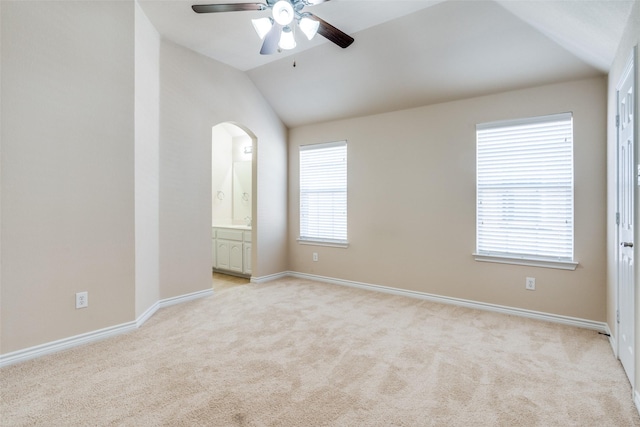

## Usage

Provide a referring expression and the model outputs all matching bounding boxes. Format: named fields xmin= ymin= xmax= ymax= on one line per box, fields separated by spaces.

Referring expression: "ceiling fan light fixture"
xmin=190 ymin=1 xmax=354 ymax=53
xmin=279 ymin=26 xmax=296 ymax=50
xmin=299 ymin=15 xmax=319 ymax=40
xmin=251 ymin=17 xmax=273 ymax=40
xmin=272 ymin=0 xmax=294 ymax=26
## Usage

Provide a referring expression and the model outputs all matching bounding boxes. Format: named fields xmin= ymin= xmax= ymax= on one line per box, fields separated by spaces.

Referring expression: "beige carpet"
xmin=1 ymin=277 xmax=639 ymax=426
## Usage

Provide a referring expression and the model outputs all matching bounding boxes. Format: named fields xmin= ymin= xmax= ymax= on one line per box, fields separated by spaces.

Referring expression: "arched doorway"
xmin=211 ymin=122 xmax=256 ymax=288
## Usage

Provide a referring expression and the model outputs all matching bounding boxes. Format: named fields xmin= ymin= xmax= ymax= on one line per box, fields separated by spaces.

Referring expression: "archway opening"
xmin=211 ymin=122 xmax=256 ymax=286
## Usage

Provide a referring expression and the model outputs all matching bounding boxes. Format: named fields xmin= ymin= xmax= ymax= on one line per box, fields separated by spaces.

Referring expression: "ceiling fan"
xmin=192 ymin=0 xmax=354 ymax=55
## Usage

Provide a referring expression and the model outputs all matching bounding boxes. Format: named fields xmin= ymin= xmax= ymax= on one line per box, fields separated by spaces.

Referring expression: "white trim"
xmin=300 ymin=140 xmax=346 ymax=150
xmin=135 ymin=289 xmax=213 ymax=329
xmin=158 ymin=288 xmax=213 ymax=309
xmin=607 ymin=322 xmax=618 ymax=358
xmin=287 ymin=271 xmax=608 ymax=333
xmin=0 ymin=288 xmax=213 ymax=368
xmin=297 ymin=238 xmax=349 ymax=248
xmin=0 ymin=321 xmax=137 ymax=368
xmin=136 ymin=301 xmax=160 ymax=328
xmin=250 ymin=271 xmax=289 ymax=284
xmin=476 ymin=112 xmax=573 ymax=131
xmin=473 ymin=253 xmax=578 ymax=271
xmin=635 ymin=390 xmax=640 ymax=416
xmin=616 ymin=46 xmax=637 ymax=392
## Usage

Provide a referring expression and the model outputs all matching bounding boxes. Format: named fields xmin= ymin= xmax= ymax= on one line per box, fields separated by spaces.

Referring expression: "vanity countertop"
xmin=212 ymin=225 xmax=251 ymax=231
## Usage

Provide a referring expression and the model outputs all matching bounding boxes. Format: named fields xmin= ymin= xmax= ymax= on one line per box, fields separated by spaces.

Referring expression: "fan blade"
xmin=260 ymin=24 xmax=282 ymax=55
xmin=308 ymin=14 xmax=354 ymax=49
xmin=306 ymin=0 xmax=331 ymax=4
xmin=192 ymin=3 xmax=267 ymax=13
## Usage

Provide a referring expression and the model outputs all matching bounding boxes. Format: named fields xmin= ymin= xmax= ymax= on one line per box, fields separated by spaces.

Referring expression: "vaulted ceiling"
xmin=139 ymin=0 xmax=636 ymax=127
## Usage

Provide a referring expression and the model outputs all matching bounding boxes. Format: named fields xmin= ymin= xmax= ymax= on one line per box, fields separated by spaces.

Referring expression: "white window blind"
xmin=476 ymin=113 xmax=574 ymax=263
xmin=299 ymin=141 xmax=347 ymax=244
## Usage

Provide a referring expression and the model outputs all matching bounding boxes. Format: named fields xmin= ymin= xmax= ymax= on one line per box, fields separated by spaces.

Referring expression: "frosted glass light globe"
xmin=272 ymin=1 xmax=294 ymax=26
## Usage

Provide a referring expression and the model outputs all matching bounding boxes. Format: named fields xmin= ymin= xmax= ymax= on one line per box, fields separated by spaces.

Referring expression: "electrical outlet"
xmin=76 ymin=291 xmax=88 ymax=309
xmin=312 ymin=252 xmax=318 ymax=262
xmin=525 ymin=277 xmax=536 ymax=291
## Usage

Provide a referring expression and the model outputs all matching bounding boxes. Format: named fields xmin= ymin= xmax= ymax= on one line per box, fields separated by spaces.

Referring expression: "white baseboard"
xmin=0 ymin=321 xmax=137 ymax=368
xmin=0 ymin=288 xmax=213 ymax=368
xmin=635 ymin=390 xmax=640 ymax=416
xmin=606 ymin=323 xmax=618 ymax=357
xmin=158 ymin=288 xmax=213 ymax=309
xmin=250 ymin=271 xmax=289 ymax=284
xmin=136 ymin=288 xmax=214 ymax=328
xmin=287 ymin=271 xmax=609 ymax=333
xmin=136 ymin=301 xmax=160 ymax=328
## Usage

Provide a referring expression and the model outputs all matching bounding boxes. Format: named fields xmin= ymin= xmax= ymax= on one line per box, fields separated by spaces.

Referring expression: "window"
xmin=475 ymin=113 xmax=577 ymax=270
xmin=299 ymin=141 xmax=348 ymax=246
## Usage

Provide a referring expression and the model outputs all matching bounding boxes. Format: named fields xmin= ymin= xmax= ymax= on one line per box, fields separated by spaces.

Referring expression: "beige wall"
xmin=0 ymin=1 xmax=288 ymax=356
xmin=606 ymin=0 xmax=640 ymax=391
xmin=1 ymin=1 xmax=136 ymax=353
xmin=289 ymin=77 xmax=607 ymax=321
xmin=159 ymin=40 xmax=288 ymax=299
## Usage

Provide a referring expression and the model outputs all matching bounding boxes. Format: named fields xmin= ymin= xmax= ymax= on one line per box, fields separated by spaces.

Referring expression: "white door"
xmin=618 ymin=49 xmax=635 ymax=386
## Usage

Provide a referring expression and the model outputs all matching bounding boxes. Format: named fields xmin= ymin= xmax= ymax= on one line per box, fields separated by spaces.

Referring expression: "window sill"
xmin=298 ymin=238 xmax=349 ymax=248
xmin=473 ymin=253 xmax=578 ymax=271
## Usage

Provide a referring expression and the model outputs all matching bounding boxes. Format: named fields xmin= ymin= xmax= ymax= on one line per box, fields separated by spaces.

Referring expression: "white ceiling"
xmin=139 ymin=0 xmax=636 ymax=127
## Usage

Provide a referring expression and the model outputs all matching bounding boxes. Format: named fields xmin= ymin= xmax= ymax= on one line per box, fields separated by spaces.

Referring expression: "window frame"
xmin=298 ymin=140 xmax=349 ymax=248
xmin=473 ymin=113 xmax=578 ymax=271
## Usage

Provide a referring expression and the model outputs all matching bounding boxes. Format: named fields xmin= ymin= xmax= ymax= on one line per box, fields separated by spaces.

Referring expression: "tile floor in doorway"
xmin=212 ymin=272 xmax=250 ymax=292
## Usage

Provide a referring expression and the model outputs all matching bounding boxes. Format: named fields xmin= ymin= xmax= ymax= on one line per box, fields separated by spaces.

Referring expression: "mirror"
xmin=212 ymin=123 xmax=253 ymax=228
xmin=233 ymin=160 xmax=252 ymax=226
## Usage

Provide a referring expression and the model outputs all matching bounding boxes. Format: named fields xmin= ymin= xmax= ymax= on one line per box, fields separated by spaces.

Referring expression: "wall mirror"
xmin=233 ymin=160 xmax=252 ymax=225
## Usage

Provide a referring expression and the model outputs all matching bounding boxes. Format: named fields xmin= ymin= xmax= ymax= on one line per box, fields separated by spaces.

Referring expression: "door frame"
xmin=211 ymin=121 xmax=257 ymax=279
xmin=617 ymin=46 xmax=637 ymax=389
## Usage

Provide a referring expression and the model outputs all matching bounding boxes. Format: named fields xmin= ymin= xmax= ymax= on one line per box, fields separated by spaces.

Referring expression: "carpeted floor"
xmin=1 ymin=277 xmax=639 ymax=426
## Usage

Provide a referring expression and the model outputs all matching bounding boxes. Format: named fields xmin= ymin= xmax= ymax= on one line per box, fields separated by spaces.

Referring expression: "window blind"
xmin=299 ymin=141 xmax=347 ymax=243
xmin=476 ymin=113 xmax=574 ymax=261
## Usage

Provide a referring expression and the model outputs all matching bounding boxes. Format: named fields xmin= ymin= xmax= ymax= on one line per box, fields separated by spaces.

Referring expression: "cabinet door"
xmin=216 ymin=240 xmax=230 ymax=270
xmin=229 ymin=242 xmax=243 ymax=273
xmin=243 ymin=243 xmax=252 ymax=275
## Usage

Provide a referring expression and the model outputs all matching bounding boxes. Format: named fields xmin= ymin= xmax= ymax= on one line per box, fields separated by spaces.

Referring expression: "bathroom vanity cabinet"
xmin=212 ymin=227 xmax=252 ymax=276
